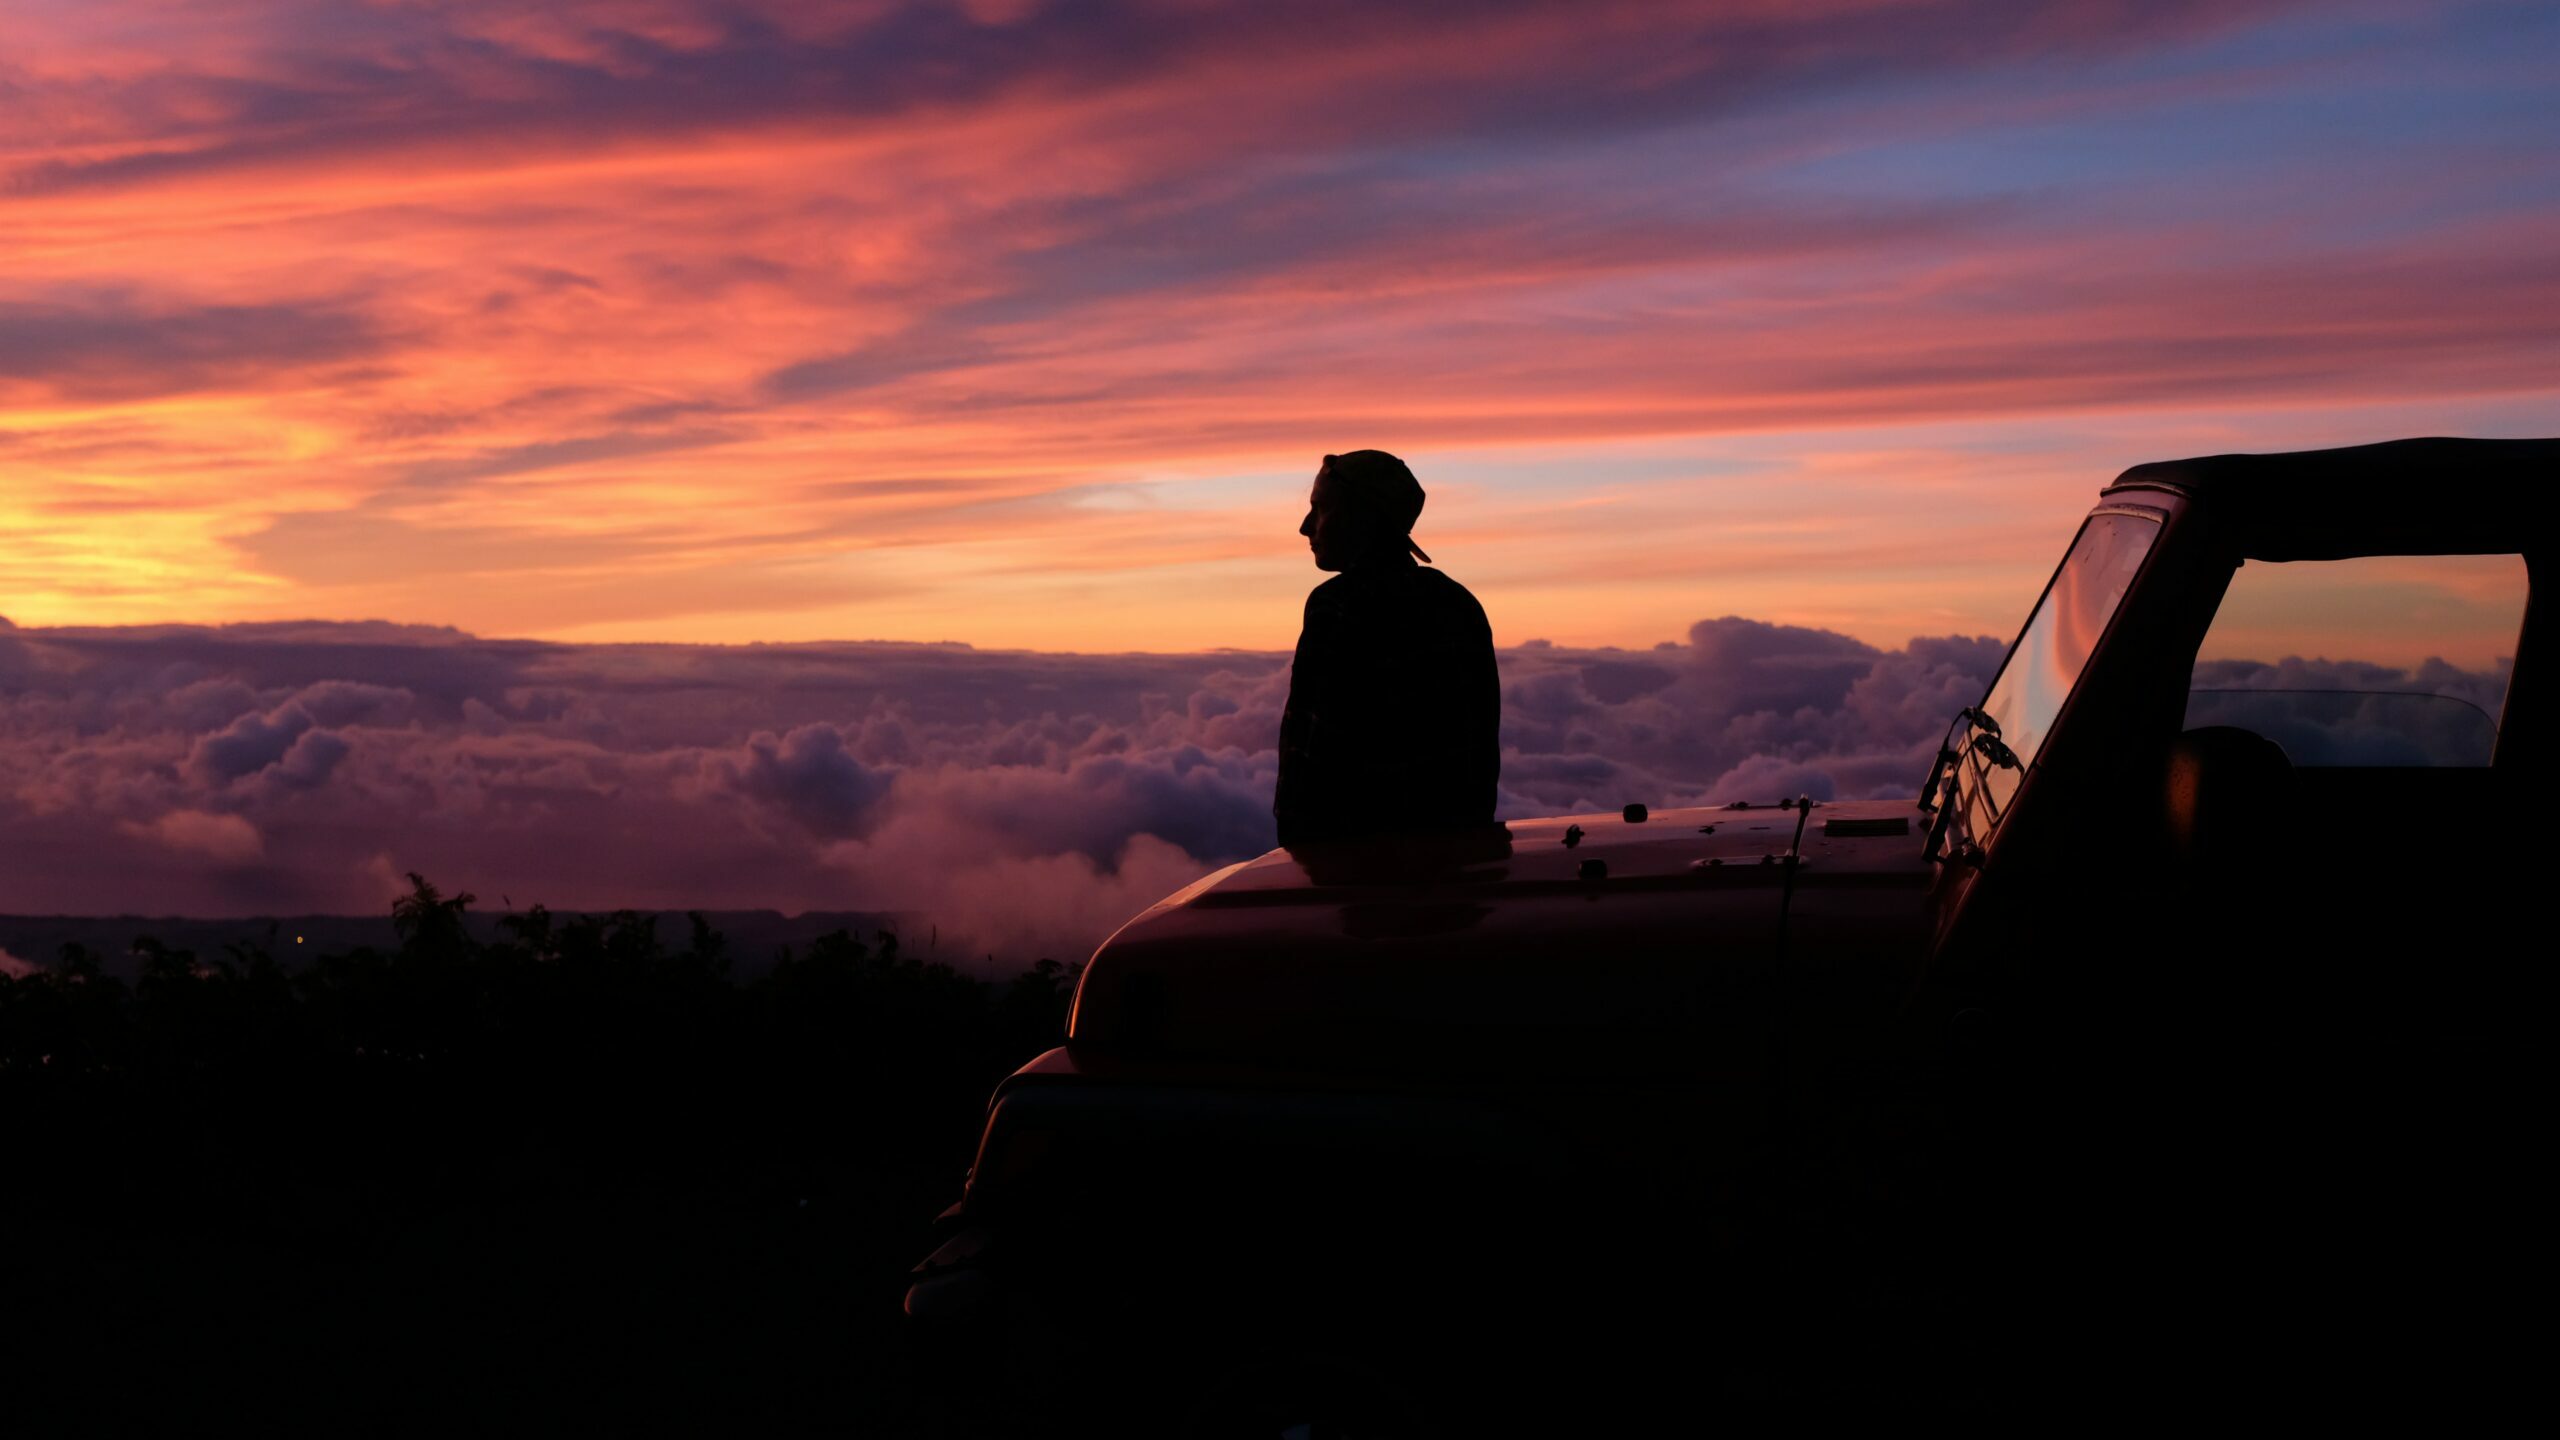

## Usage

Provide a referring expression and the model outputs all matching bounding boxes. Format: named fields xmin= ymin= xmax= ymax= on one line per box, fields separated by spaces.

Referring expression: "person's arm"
xmin=1380 ymin=580 xmax=1498 ymax=830
xmin=1274 ymin=583 xmax=1348 ymax=845
xmin=1468 ymin=600 xmax=1500 ymax=824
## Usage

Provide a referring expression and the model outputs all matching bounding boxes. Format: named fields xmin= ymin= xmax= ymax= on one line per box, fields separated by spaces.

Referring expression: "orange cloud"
xmin=2 ymin=0 xmax=2553 ymax=652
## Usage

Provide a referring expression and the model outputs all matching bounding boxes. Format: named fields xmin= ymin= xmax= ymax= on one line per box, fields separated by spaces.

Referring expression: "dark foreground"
xmin=3 ymin=879 xmax=1067 ymax=1433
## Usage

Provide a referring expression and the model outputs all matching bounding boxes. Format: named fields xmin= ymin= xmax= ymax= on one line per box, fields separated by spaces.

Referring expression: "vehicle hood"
xmin=1067 ymin=800 xmax=1936 ymax=1078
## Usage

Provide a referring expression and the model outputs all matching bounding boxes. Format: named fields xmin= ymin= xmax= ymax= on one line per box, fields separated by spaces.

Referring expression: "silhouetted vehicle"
xmin=908 ymin=438 xmax=2554 ymax=1435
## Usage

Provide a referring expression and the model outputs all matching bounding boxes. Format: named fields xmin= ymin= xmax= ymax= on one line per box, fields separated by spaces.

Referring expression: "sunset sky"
xmin=6 ymin=0 xmax=2553 ymax=654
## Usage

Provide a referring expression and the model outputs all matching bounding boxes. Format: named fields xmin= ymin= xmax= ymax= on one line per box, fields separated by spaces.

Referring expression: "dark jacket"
xmin=1274 ymin=553 xmax=1499 ymax=846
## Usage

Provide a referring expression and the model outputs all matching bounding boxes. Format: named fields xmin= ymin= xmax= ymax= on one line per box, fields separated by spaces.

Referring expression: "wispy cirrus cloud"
xmin=2 ymin=0 xmax=2554 ymax=651
xmin=0 ymin=292 xmax=384 ymax=401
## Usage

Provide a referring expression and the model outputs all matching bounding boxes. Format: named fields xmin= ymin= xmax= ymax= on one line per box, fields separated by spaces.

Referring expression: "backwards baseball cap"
xmin=1321 ymin=449 xmax=1431 ymax=562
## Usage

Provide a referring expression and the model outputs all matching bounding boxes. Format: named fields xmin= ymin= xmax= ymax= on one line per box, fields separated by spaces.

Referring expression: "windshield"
xmin=1963 ymin=511 xmax=2160 ymax=825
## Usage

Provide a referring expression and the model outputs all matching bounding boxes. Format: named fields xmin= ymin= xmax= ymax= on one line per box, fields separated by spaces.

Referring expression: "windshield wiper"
xmin=1918 ymin=706 xmax=1997 ymax=815
xmin=1920 ymin=705 xmax=2018 ymax=864
xmin=1972 ymin=730 xmax=2021 ymax=773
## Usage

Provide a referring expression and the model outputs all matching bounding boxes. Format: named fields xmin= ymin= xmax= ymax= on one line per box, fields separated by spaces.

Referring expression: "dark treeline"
xmin=2 ymin=875 xmax=1077 ymax=1433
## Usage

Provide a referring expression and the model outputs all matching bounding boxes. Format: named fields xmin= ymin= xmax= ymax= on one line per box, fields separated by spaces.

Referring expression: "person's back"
xmin=1274 ymin=451 xmax=1499 ymax=846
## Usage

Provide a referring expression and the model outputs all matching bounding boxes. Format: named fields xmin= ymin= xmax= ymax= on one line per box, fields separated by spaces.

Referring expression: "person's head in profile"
xmin=1299 ymin=449 xmax=1432 ymax=573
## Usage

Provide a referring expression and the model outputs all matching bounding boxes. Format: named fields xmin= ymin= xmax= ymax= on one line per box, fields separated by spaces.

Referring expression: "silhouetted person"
xmin=1275 ymin=450 xmax=1499 ymax=846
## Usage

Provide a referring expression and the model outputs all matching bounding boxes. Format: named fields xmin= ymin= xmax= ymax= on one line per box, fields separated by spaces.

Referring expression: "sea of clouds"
xmin=0 ymin=614 xmax=2502 ymax=968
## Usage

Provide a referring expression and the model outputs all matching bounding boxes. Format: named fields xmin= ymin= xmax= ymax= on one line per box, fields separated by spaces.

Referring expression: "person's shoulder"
xmin=1303 ymin=571 xmax=1356 ymax=619
xmin=1415 ymin=565 xmax=1489 ymax=618
xmin=1414 ymin=564 xmax=1478 ymax=596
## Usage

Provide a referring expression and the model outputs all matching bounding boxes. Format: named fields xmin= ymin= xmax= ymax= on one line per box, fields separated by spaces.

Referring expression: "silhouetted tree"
xmin=391 ymin=871 xmax=476 ymax=959
xmin=684 ymin=910 xmax=728 ymax=974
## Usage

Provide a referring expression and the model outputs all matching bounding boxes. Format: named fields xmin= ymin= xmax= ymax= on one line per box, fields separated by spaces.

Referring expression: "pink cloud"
xmin=2 ymin=614 xmax=2513 ymax=961
xmin=6 ymin=0 xmax=2547 ymax=652
xmin=123 ymin=809 xmax=266 ymax=865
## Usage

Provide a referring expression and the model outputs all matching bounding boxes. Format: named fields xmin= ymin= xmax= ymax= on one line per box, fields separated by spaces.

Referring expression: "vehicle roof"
xmin=2102 ymin=436 xmax=2556 ymax=561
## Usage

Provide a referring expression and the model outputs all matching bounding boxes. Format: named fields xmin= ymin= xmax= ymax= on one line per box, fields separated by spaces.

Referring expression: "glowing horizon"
xmin=5 ymin=0 xmax=2556 ymax=653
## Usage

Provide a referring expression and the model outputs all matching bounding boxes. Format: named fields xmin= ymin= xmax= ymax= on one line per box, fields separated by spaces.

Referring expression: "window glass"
xmin=2188 ymin=553 xmax=2523 ymax=767
xmin=1971 ymin=512 xmax=2159 ymax=819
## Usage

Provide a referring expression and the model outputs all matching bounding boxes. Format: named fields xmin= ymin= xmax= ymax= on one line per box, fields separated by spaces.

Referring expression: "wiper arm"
xmin=1920 ymin=704 xmax=2017 ymax=865
xmin=1919 ymin=705 xmax=2008 ymax=814
xmin=1918 ymin=745 xmax=1956 ymax=814
xmin=1973 ymin=731 xmax=2021 ymax=772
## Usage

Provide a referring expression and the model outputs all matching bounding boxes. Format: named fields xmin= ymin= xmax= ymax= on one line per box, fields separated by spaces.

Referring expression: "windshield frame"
xmin=1943 ymin=503 xmax=2166 ymax=855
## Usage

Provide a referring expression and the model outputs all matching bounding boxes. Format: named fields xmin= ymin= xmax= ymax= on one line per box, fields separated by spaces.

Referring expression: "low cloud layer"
xmin=0 ymin=617 xmax=2501 ymax=965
